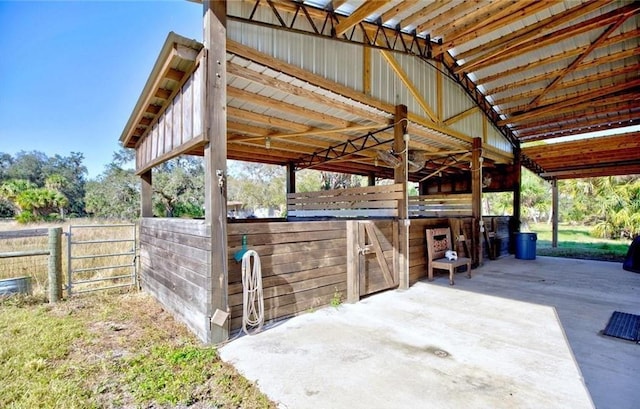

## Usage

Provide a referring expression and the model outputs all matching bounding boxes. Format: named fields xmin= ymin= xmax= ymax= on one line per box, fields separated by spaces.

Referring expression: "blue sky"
xmin=0 ymin=1 xmax=202 ymax=178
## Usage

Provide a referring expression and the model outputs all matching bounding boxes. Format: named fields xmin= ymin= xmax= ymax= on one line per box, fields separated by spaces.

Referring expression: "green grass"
xmin=0 ymin=291 xmax=275 ymax=409
xmin=527 ymin=223 xmax=630 ymax=262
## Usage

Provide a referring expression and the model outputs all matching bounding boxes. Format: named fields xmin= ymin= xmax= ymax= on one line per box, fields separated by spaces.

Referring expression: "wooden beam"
xmin=459 ymin=3 xmax=639 ymax=74
xmin=526 ymin=14 xmax=633 ymax=109
xmin=444 ymin=106 xmax=479 ymax=126
xmin=140 ymin=170 xmax=152 ymax=217
xmin=227 ymin=86 xmax=352 ymax=128
xmin=363 ymin=46 xmax=371 ymax=96
xmin=379 ymin=49 xmax=438 ymax=123
xmin=498 ymin=78 xmax=640 ymax=126
xmin=399 ymin=0 xmax=451 ymax=30
xmin=454 ymin=0 xmax=607 ymax=63
xmin=203 ymin=0 xmax=228 ymax=344
xmin=334 ymin=1 xmax=389 ymax=37
xmin=551 ymin=179 xmax=558 ymax=248
xmin=227 ymin=62 xmax=387 ymax=124
xmin=509 ymin=95 xmax=640 ymax=131
xmin=436 ymin=61 xmax=443 ymax=121
xmin=516 ymin=111 xmax=640 ymax=141
xmin=436 ymin=0 xmax=555 ymax=55
xmin=227 ymin=40 xmax=395 ymax=116
xmin=379 ymin=0 xmax=419 ymax=25
xmin=394 ymin=105 xmax=409 ymax=290
xmin=492 ymin=64 xmax=640 ymax=106
xmin=286 ymin=162 xmax=296 ymax=194
xmin=415 ymin=0 xmax=480 ymax=36
xmin=512 ymin=146 xmax=521 ymax=232
xmin=477 ymin=29 xmax=640 ymax=86
xmin=483 ymin=40 xmax=640 ymax=92
xmin=471 ymin=138 xmax=482 ymax=266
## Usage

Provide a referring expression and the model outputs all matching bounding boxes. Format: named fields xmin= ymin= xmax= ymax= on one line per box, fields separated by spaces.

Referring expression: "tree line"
xmin=1 ymin=149 xmax=638 ymax=239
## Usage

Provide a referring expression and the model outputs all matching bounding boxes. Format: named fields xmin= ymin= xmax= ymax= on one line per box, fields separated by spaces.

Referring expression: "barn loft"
xmin=120 ymin=0 xmax=640 ymax=344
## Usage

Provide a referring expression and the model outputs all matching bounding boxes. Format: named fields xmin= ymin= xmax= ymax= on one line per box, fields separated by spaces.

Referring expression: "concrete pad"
xmin=220 ymin=281 xmax=594 ymax=409
xmin=444 ymin=256 xmax=640 ymax=409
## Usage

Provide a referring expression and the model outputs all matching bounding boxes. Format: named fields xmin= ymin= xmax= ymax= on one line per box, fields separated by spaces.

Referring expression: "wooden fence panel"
xmin=409 ymin=194 xmax=472 ymax=218
xmin=287 ymin=184 xmax=403 ymax=219
xmin=140 ymin=218 xmax=211 ymax=342
xmin=228 ymin=220 xmax=348 ymax=331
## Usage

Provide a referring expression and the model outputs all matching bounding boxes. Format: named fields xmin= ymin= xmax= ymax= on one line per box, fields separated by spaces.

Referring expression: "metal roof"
xmin=225 ymin=0 xmax=640 ymax=179
xmin=123 ymin=1 xmax=640 ymax=180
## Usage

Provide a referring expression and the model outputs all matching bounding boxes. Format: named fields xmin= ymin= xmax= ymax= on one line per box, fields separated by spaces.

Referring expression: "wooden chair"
xmin=426 ymin=227 xmax=472 ymax=285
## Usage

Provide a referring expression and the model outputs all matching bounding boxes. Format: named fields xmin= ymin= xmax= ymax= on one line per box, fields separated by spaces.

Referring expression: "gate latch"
xmin=358 ymin=245 xmax=373 ymax=255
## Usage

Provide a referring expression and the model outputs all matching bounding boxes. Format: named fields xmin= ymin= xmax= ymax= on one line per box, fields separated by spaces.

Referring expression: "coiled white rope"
xmin=241 ymin=250 xmax=264 ymax=335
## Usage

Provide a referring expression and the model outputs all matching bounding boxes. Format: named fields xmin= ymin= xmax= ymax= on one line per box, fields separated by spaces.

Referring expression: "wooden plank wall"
xmin=136 ymin=59 xmax=204 ymax=173
xmin=408 ymin=217 xmax=474 ymax=284
xmin=227 ymin=220 xmax=348 ymax=331
xmin=287 ymin=184 xmax=403 ymax=219
xmin=408 ymin=194 xmax=472 ymax=218
xmin=139 ymin=218 xmax=211 ymax=342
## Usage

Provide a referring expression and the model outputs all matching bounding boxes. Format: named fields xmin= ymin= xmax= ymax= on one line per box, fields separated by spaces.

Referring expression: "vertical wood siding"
xmin=136 ymin=61 xmax=204 ymax=172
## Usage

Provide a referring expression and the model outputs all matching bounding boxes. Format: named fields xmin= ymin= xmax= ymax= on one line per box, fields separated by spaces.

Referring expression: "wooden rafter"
xmin=500 ymin=79 xmax=640 ymax=125
xmin=398 ymin=0 xmax=451 ymax=31
xmin=227 ymin=62 xmax=387 ymax=123
xmin=479 ymin=29 xmax=640 ymax=86
xmin=444 ymin=106 xmax=479 ymax=126
xmin=499 ymin=80 xmax=640 ymax=120
xmin=457 ymin=3 xmax=638 ymax=74
xmin=435 ymin=0 xmax=556 ymax=55
xmin=379 ymin=0 xmax=419 ymax=25
xmin=511 ymin=98 xmax=640 ymax=132
xmin=454 ymin=0 xmax=606 ymax=63
xmin=486 ymin=47 xmax=640 ymax=96
xmin=334 ymin=1 xmax=390 ymax=37
xmin=416 ymin=0 xmax=481 ymax=36
xmin=526 ymin=14 xmax=633 ymax=109
xmin=379 ymin=49 xmax=438 ymax=123
xmin=492 ymin=65 xmax=640 ymax=106
xmin=227 ymin=86 xmax=352 ymax=128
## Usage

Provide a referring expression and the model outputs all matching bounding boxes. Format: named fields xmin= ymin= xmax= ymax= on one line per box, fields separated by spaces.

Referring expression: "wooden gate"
xmin=346 ymin=220 xmax=398 ymax=302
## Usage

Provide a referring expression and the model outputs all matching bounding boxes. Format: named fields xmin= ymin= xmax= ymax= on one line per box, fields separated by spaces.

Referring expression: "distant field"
xmin=0 ymin=218 xmax=137 ymax=296
xmin=527 ymin=222 xmax=630 ymax=262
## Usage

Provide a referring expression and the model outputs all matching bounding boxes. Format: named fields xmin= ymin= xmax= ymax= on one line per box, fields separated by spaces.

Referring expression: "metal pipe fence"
xmin=66 ymin=223 xmax=137 ymax=295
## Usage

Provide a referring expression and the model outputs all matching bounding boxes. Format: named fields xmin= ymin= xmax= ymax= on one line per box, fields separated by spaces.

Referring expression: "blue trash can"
xmin=515 ymin=232 xmax=537 ymax=260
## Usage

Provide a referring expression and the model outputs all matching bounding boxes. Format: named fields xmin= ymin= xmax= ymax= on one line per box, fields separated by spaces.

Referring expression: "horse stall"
xmin=121 ymin=3 xmax=518 ymax=344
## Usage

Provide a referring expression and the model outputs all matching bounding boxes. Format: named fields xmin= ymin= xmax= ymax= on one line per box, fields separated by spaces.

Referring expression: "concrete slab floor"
xmin=216 ymin=256 xmax=636 ymax=409
xmin=433 ymin=256 xmax=640 ymax=409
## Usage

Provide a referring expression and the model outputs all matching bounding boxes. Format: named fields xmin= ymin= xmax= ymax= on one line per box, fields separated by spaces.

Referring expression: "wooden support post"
xmin=204 ymin=0 xmax=229 ymax=344
xmin=48 ymin=227 xmax=62 ymax=303
xmin=512 ymin=147 xmax=522 ymax=233
xmin=363 ymin=46 xmax=371 ymax=96
xmin=552 ymin=178 xmax=559 ymax=248
xmin=367 ymin=172 xmax=376 ymax=187
xmin=471 ymin=137 xmax=482 ymax=266
xmin=346 ymin=221 xmax=360 ymax=303
xmin=436 ymin=61 xmax=443 ymax=122
xmin=140 ymin=170 xmax=153 ymax=217
xmin=286 ymin=162 xmax=296 ymax=194
xmin=394 ymin=104 xmax=409 ymax=290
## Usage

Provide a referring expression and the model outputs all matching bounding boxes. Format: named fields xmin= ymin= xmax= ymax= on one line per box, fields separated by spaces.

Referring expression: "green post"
xmin=48 ymin=227 xmax=62 ymax=303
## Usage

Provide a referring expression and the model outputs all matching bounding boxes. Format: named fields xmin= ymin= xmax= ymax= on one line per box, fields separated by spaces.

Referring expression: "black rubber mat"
xmin=603 ymin=311 xmax=640 ymax=343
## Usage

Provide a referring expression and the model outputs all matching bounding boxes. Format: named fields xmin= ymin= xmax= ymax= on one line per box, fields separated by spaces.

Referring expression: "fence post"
xmin=48 ymin=227 xmax=62 ymax=303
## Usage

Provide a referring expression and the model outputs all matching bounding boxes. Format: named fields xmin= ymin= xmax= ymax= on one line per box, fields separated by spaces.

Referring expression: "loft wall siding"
xmin=139 ymin=218 xmax=211 ymax=342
